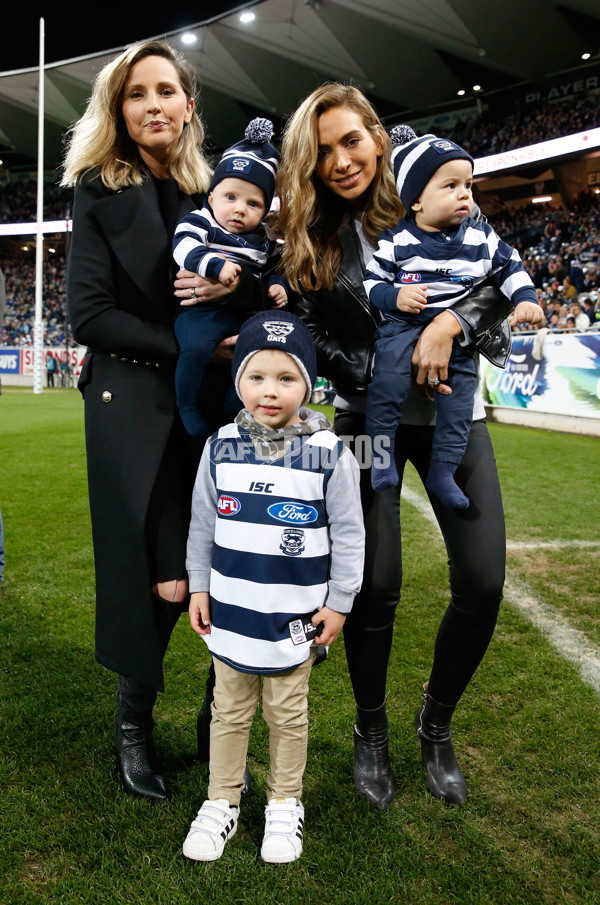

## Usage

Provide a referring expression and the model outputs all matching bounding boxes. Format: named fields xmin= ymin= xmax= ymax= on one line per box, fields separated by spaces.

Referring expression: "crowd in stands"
xmin=493 ymin=190 xmax=600 ymax=333
xmin=0 ymin=256 xmax=68 ymax=347
xmin=0 ymin=179 xmax=72 ymax=223
xmin=431 ymin=91 xmax=600 ymax=159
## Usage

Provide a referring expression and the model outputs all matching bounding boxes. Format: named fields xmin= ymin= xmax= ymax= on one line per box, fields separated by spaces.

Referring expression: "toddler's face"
xmin=238 ymin=349 xmax=307 ymax=429
xmin=411 ymin=159 xmax=473 ymax=233
xmin=208 ymin=178 xmax=266 ymax=234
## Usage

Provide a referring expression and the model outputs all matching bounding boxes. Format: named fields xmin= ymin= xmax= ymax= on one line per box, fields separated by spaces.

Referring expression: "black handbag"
xmin=452 ymin=279 xmax=513 ymax=369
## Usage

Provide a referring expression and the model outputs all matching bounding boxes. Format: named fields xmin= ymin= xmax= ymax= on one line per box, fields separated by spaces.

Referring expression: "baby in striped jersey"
xmin=173 ymin=119 xmax=289 ymax=437
xmin=182 ymin=310 xmax=364 ymax=865
xmin=364 ymin=127 xmax=544 ymax=507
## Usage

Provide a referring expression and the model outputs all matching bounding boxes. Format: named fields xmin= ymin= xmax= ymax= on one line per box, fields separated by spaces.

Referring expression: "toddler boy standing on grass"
xmin=182 ymin=309 xmax=364 ymax=864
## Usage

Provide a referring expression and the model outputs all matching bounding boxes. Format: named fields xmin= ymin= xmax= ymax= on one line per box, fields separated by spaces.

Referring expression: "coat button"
xmin=102 ymin=391 xmax=113 ymax=403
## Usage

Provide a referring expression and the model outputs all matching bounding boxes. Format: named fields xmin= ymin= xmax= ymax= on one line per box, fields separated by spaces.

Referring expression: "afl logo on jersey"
xmin=399 ymin=271 xmax=421 ymax=283
xmin=267 ymin=502 xmax=318 ymax=524
xmin=218 ymin=494 xmax=241 ymax=516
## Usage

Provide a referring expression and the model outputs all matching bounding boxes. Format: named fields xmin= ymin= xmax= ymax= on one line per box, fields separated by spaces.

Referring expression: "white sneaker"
xmin=182 ymin=798 xmax=239 ymax=862
xmin=261 ymin=797 xmax=304 ymax=864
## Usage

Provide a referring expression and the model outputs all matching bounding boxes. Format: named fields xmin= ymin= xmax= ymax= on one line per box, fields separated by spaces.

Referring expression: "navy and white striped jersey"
xmin=173 ymin=203 xmax=281 ymax=284
xmin=364 ymin=216 xmax=537 ymax=318
xmin=186 ymin=419 xmax=364 ymax=674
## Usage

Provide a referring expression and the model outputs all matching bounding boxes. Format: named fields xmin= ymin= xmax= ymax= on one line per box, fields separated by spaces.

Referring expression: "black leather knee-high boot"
xmin=414 ymin=685 xmax=466 ymax=805
xmin=354 ymin=702 xmax=395 ymax=810
xmin=112 ymin=594 xmax=185 ymax=800
xmin=114 ymin=675 xmax=168 ymax=801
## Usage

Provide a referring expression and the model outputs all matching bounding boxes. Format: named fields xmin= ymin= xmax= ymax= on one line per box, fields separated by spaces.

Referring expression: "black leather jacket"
xmin=294 ymin=222 xmax=512 ymax=398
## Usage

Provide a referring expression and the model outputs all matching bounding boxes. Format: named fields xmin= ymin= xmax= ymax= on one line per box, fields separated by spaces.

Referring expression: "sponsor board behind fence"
xmin=481 ymin=332 xmax=600 ymax=419
xmin=0 ymin=347 xmax=87 ymax=379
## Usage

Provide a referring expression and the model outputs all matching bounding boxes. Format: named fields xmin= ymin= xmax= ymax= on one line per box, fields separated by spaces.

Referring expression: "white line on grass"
xmin=507 ymin=540 xmax=600 ymax=551
xmin=401 ymin=486 xmax=600 ymax=694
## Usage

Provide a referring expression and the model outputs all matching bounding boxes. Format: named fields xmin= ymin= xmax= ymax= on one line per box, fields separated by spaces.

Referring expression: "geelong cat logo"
xmin=267 ymin=502 xmax=318 ymax=524
xmin=263 ymin=321 xmax=294 ymax=343
xmin=218 ymin=494 xmax=241 ymax=516
xmin=280 ymin=528 xmax=306 ymax=556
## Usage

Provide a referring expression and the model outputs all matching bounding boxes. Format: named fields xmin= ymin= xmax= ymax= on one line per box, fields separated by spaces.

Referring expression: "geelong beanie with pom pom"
xmin=208 ymin=118 xmax=280 ymax=211
xmin=390 ymin=124 xmax=473 ymax=210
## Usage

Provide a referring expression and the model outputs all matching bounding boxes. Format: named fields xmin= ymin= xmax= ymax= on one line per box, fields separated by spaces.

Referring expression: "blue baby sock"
xmin=426 ymin=461 xmax=469 ymax=510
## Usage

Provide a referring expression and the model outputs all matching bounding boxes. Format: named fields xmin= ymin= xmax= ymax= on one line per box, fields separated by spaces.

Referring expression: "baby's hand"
xmin=268 ymin=284 xmax=288 ymax=309
xmin=311 ymin=607 xmax=346 ymax=646
xmin=219 ymin=260 xmax=242 ymax=286
xmin=397 ymin=284 xmax=427 ymax=313
xmin=189 ymin=592 xmax=211 ymax=635
xmin=510 ymin=301 xmax=546 ymax=328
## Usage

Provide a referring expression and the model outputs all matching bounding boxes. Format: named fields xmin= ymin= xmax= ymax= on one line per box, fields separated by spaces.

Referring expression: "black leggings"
xmin=334 ymin=413 xmax=505 ymax=710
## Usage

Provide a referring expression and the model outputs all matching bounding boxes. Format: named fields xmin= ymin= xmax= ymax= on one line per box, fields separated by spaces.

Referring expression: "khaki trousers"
xmin=208 ymin=648 xmax=316 ymax=806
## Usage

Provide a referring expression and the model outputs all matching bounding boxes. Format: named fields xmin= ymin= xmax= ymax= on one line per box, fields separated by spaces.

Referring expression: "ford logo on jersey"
xmin=399 ymin=271 xmax=421 ymax=283
xmin=218 ymin=494 xmax=241 ymax=516
xmin=267 ymin=502 xmax=318 ymax=524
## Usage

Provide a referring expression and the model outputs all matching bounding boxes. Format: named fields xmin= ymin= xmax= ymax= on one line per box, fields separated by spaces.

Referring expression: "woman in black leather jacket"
xmin=277 ymin=84 xmax=526 ymax=809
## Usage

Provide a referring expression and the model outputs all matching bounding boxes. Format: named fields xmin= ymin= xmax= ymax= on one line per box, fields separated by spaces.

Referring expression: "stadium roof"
xmin=1 ymin=0 xmax=600 ymax=175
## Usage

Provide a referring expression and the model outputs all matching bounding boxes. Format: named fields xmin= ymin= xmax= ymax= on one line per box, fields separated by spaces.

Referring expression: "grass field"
xmin=1 ymin=387 xmax=599 ymax=904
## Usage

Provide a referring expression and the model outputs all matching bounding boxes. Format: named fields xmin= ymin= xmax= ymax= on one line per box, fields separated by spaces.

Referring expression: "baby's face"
xmin=411 ymin=159 xmax=474 ymax=233
xmin=208 ymin=178 xmax=266 ymax=234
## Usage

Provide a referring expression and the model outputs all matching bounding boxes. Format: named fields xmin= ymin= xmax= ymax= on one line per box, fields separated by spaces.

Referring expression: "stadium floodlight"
xmin=240 ymin=11 xmax=256 ymax=23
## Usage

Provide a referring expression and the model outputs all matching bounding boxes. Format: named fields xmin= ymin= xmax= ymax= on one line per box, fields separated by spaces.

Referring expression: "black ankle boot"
xmin=353 ymin=702 xmax=395 ymax=810
xmin=414 ymin=686 xmax=466 ymax=805
xmin=114 ymin=676 xmax=168 ymax=801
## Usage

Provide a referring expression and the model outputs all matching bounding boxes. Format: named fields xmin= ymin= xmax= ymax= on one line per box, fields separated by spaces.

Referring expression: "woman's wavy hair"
xmin=61 ymin=40 xmax=212 ymax=194
xmin=276 ymin=83 xmax=403 ymax=292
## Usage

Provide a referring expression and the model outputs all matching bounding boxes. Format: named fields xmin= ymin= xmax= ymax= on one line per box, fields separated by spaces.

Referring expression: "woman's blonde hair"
xmin=61 ymin=40 xmax=212 ymax=194
xmin=277 ymin=83 xmax=403 ymax=292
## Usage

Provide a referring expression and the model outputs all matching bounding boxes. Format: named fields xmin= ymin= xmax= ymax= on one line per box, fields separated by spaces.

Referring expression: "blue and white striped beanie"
xmin=233 ymin=310 xmax=317 ymax=406
xmin=390 ymin=125 xmax=474 ymax=211
xmin=209 ymin=118 xmax=279 ymax=211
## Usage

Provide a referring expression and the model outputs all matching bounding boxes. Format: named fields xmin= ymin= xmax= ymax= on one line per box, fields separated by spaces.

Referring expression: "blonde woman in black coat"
xmin=62 ymin=40 xmax=267 ymax=800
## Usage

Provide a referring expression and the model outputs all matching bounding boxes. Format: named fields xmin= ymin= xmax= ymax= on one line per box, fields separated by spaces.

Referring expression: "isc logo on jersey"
xmin=399 ymin=271 xmax=421 ymax=283
xmin=218 ymin=494 xmax=241 ymax=516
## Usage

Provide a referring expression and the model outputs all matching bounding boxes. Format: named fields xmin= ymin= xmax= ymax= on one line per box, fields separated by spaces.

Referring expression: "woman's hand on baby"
xmin=396 ymin=284 xmax=427 ymax=314
xmin=412 ymin=310 xmax=462 ymax=395
xmin=189 ymin=592 xmax=211 ymax=635
xmin=311 ymin=607 xmax=346 ymax=646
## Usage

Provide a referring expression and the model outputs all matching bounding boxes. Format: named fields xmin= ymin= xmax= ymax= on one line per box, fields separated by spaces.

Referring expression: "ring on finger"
xmin=190 ymin=287 xmax=196 ymax=299
xmin=428 ymin=377 xmax=440 ymax=386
